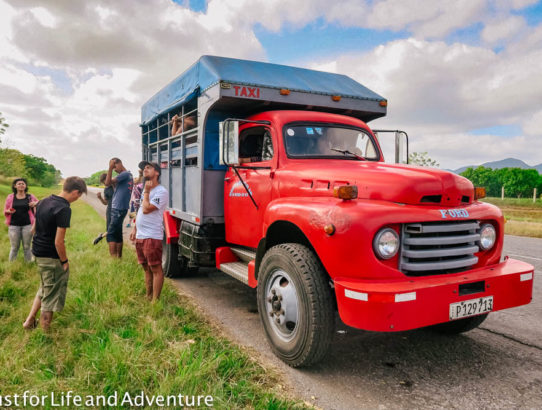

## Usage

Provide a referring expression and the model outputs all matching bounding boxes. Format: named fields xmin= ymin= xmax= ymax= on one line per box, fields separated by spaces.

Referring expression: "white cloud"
xmin=522 ymin=109 xmax=542 ymax=137
xmin=0 ymin=0 xmax=541 ymax=177
xmin=0 ymin=0 xmax=266 ymax=176
xmin=307 ymin=27 xmax=542 ymax=168
xmin=481 ymin=15 xmax=526 ymax=43
xmin=29 ymin=6 xmax=57 ymax=28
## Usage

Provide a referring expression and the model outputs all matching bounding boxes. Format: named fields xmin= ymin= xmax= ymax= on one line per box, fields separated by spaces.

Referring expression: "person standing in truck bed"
xmin=171 ymin=114 xmax=196 ymax=136
xmin=104 ymin=158 xmax=133 ymax=258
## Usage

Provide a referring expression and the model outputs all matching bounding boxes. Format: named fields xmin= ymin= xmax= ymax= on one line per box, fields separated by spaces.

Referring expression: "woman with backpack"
xmin=4 ymin=178 xmax=39 ymax=262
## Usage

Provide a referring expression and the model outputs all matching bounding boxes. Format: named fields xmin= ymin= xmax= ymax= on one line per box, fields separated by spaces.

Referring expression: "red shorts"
xmin=135 ymin=238 xmax=162 ymax=266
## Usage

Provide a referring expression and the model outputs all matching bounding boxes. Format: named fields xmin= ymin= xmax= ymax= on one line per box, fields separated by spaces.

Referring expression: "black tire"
xmin=429 ymin=313 xmax=488 ymax=335
xmin=257 ymin=243 xmax=334 ymax=367
xmin=162 ymin=237 xmax=198 ymax=278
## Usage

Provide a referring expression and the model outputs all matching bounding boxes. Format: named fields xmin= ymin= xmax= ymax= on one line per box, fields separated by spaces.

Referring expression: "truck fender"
xmin=163 ymin=211 xmax=180 ymax=244
xmin=257 ymin=198 xmax=336 ymax=279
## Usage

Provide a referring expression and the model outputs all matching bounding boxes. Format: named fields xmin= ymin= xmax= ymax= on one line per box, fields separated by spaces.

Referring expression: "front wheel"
xmin=429 ymin=313 xmax=488 ymax=334
xmin=162 ymin=237 xmax=198 ymax=278
xmin=257 ymin=243 xmax=335 ymax=367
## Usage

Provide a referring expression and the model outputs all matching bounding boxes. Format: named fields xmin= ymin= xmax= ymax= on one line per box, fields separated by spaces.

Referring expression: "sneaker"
xmin=93 ymin=233 xmax=105 ymax=245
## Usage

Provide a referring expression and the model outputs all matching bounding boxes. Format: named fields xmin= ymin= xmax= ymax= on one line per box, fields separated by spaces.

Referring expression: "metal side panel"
xmin=220 ymin=262 xmax=249 ymax=285
xmin=202 ymin=169 xmax=226 ymax=218
xmin=160 ymin=172 xmax=170 ymax=201
xmin=171 ymin=167 xmax=184 ymax=210
xmin=185 ymin=166 xmax=201 ymax=216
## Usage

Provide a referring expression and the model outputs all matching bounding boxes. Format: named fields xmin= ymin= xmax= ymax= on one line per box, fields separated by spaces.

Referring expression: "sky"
xmin=1 ymin=0 xmax=542 ymax=177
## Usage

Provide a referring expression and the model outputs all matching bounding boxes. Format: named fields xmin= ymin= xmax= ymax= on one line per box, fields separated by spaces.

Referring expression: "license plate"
xmin=449 ymin=296 xmax=493 ymax=320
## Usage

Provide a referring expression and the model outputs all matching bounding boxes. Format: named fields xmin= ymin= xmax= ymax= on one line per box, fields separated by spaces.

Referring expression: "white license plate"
xmin=449 ymin=296 xmax=493 ymax=320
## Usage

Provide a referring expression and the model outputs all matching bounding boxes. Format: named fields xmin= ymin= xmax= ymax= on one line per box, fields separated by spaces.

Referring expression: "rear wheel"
xmin=162 ymin=237 xmax=198 ymax=278
xmin=429 ymin=313 xmax=488 ymax=334
xmin=257 ymin=243 xmax=334 ymax=367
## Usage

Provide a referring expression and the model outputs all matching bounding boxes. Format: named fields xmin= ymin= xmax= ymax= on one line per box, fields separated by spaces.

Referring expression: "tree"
xmin=409 ymin=151 xmax=440 ymax=167
xmin=23 ymin=154 xmax=61 ymax=187
xmin=461 ymin=166 xmax=501 ymax=197
xmin=461 ymin=166 xmax=542 ymax=198
xmin=0 ymin=148 xmax=25 ymax=176
xmin=0 ymin=112 xmax=8 ymax=143
xmin=85 ymin=170 xmax=108 ymax=186
xmin=500 ymin=168 xmax=541 ymax=198
xmin=0 ymin=148 xmax=61 ymax=187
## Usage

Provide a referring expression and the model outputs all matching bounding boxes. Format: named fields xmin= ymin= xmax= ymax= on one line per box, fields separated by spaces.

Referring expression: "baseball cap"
xmin=138 ymin=161 xmax=161 ymax=176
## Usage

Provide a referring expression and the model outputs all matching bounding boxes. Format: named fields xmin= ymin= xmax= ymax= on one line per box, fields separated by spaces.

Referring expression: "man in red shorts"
xmin=129 ymin=161 xmax=169 ymax=301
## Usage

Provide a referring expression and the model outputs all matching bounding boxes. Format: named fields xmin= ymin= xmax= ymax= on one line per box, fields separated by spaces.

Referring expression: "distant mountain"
xmin=453 ymin=158 xmax=540 ymax=174
xmin=454 ymin=165 xmax=475 ymax=174
xmin=481 ymin=158 xmax=532 ymax=169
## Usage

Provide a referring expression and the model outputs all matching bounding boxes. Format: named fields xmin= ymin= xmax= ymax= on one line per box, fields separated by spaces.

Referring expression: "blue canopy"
xmin=141 ymin=55 xmax=385 ymax=125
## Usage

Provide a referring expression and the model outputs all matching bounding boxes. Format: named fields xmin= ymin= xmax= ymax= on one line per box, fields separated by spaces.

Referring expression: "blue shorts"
xmin=107 ymin=208 xmax=128 ymax=243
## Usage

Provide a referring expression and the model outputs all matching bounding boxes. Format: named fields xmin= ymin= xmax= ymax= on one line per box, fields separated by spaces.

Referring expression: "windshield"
xmin=283 ymin=124 xmax=379 ymax=160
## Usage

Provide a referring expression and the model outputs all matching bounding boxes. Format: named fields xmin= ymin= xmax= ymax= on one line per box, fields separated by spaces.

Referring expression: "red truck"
xmin=141 ymin=56 xmax=534 ymax=367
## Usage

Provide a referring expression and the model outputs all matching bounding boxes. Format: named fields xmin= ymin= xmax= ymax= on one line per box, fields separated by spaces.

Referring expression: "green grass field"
xmin=482 ymin=197 xmax=542 ymax=238
xmin=0 ymin=184 xmax=303 ymax=409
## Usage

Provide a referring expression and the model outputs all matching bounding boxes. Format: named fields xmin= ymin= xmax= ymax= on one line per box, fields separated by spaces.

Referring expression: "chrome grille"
xmin=400 ymin=221 xmax=480 ymax=276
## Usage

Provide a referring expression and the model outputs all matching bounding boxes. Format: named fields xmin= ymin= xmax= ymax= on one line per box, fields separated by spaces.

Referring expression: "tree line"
xmin=0 ymin=112 xmax=61 ymax=187
xmin=461 ymin=166 xmax=542 ymax=198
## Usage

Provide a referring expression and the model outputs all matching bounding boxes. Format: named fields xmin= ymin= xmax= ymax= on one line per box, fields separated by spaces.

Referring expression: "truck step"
xmin=230 ymin=247 xmax=256 ymax=263
xmin=219 ymin=262 xmax=249 ymax=285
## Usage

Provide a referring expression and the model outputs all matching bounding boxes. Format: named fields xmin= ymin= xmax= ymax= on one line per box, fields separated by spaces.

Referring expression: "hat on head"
xmin=138 ymin=161 xmax=161 ymax=176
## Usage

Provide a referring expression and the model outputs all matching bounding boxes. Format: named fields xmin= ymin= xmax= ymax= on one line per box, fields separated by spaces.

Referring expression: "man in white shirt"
xmin=129 ymin=161 xmax=169 ymax=301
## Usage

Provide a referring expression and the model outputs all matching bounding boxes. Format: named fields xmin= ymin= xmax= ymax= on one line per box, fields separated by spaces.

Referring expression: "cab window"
xmin=239 ymin=126 xmax=274 ymax=163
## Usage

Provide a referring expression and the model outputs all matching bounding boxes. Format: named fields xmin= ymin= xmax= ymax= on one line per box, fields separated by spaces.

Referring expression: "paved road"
xmin=83 ymin=189 xmax=542 ymax=409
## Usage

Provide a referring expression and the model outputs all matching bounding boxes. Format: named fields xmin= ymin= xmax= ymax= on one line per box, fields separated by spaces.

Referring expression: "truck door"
xmin=224 ymin=125 xmax=275 ymax=248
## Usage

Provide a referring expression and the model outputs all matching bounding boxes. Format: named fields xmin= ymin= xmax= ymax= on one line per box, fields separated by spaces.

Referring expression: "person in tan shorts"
xmin=23 ymin=177 xmax=87 ymax=331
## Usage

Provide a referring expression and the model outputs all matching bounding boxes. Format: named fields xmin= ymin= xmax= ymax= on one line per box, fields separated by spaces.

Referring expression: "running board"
xmin=219 ymin=262 xmax=249 ymax=285
xmin=230 ymin=247 xmax=256 ymax=263
xmin=215 ymin=246 xmax=258 ymax=288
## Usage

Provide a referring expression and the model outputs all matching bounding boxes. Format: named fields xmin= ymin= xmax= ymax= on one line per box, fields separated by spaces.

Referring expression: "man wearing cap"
xmin=129 ymin=161 xmax=169 ymax=301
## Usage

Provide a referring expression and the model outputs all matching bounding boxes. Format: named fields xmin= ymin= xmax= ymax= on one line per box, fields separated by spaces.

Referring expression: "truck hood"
xmin=280 ymin=161 xmax=474 ymax=206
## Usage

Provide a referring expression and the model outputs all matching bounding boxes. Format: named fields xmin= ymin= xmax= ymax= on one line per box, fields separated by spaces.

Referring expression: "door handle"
xmin=224 ymin=177 xmax=231 ymax=181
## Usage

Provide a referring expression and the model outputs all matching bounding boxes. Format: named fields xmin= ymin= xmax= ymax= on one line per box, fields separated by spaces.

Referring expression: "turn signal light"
xmin=474 ymin=187 xmax=486 ymax=200
xmin=280 ymin=89 xmax=290 ymax=95
xmin=331 ymin=95 xmax=341 ymax=102
xmin=333 ymin=185 xmax=358 ymax=200
xmin=379 ymin=100 xmax=388 ymax=107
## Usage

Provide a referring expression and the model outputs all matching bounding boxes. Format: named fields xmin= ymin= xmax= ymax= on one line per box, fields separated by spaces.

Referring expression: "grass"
xmin=0 ymin=185 xmax=304 ymax=409
xmin=482 ymin=197 xmax=542 ymax=238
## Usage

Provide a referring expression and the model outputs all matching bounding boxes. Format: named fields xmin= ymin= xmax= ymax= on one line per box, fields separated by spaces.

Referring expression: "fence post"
xmin=501 ymin=186 xmax=504 ymax=200
xmin=534 ymin=188 xmax=538 ymax=203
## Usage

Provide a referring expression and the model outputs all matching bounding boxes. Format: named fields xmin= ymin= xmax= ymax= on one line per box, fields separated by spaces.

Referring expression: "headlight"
xmin=478 ymin=224 xmax=496 ymax=251
xmin=373 ymin=228 xmax=400 ymax=259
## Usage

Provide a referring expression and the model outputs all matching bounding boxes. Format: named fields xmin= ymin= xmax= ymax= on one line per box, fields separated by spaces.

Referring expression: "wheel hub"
xmin=264 ymin=269 xmax=299 ymax=342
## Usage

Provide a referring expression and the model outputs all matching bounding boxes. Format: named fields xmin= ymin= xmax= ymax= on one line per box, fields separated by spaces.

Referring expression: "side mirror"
xmin=372 ymin=129 xmax=409 ymax=164
xmin=219 ymin=120 xmax=239 ymax=165
xmin=395 ymin=131 xmax=408 ymax=164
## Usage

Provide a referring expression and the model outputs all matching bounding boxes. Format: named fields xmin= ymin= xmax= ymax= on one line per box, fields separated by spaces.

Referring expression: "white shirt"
xmin=135 ymin=185 xmax=169 ymax=240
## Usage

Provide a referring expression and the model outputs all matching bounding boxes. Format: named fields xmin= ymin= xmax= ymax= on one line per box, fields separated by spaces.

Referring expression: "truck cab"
xmin=141 ymin=56 xmax=534 ymax=367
